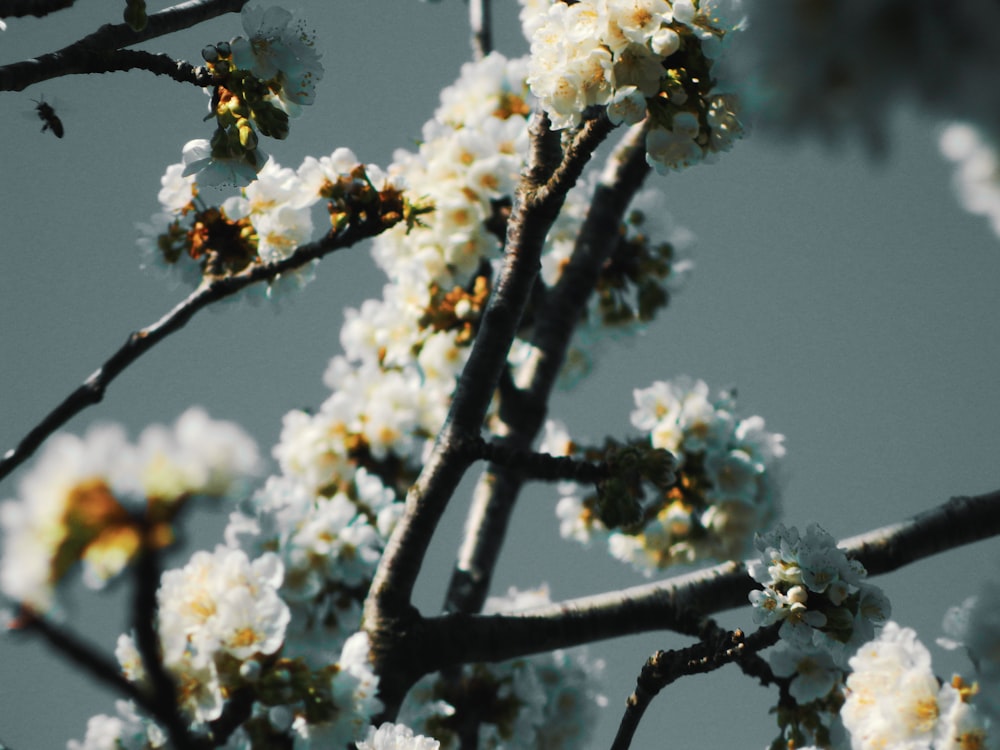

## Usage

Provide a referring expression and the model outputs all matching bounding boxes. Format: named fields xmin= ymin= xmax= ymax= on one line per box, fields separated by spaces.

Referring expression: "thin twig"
xmin=0 ymin=0 xmax=247 ymax=91
xmin=95 ymin=49 xmax=214 ymax=86
xmin=0 ymin=214 xmax=393 ymax=484
xmin=18 ymin=614 xmax=156 ymax=717
xmin=457 ymin=435 xmax=609 ymax=484
xmin=468 ymin=0 xmax=492 ymax=61
xmin=611 ymin=624 xmax=773 ymax=750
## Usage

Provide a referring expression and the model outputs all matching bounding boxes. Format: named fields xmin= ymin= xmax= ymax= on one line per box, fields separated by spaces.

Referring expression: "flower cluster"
xmin=77 ymin=620 xmax=382 ymax=749
xmin=553 ymin=376 xmax=784 ymax=572
xmin=68 ymin=700 xmax=168 ymax=750
xmin=359 ymin=723 xmax=441 ymax=750
xmin=523 ymin=0 xmax=744 ymax=172
xmin=268 ymin=54 xmax=532 ymax=512
xmin=749 ymin=524 xmax=891 ymax=667
xmin=224 ymin=470 xmax=400 ymax=664
xmin=515 ymin=178 xmax=694 ymax=388
xmin=841 ymin=622 xmax=990 ymax=750
xmin=373 ymin=53 xmax=531 ymax=287
xmin=0 ymin=408 xmax=259 ymax=613
xmin=137 ymin=148 xmax=399 ymax=296
xmin=185 ymin=5 xmax=324 ymax=186
xmin=938 ymin=578 xmax=1000 ymax=732
xmin=116 ymin=546 xmax=291 ymax=725
xmin=398 ymin=587 xmax=606 ymax=750
xmin=748 ymin=524 xmax=891 ymax=748
xmin=940 ymin=123 xmax=1000 ymax=241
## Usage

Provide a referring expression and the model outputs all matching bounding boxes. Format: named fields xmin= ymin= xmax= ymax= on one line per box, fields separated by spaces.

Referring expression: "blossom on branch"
xmin=749 ymin=523 xmax=890 ymax=664
xmin=523 ymin=0 xmax=745 ymax=172
xmin=138 ymin=149 xmax=401 ymax=298
xmin=231 ymin=5 xmax=324 ymax=109
xmin=841 ymin=623 xmax=991 ymax=750
xmin=0 ymin=409 xmax=259 ymax=613
xmin=554 ymin=377 xmax=784 ymax=571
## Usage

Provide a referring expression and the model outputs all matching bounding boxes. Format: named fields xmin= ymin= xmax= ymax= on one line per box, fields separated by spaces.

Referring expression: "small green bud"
xmin=238 ymin=121 xmax=258 ymax=150
xmin=251 ymin=101 xmax=290 ymax=140
xmin=641 ymin=447 xmax=676 ymax=488
xmin=123 ymin=2 xmax=147 ymax=31
xmin=596 ymin=476 xmax=641 ymax=529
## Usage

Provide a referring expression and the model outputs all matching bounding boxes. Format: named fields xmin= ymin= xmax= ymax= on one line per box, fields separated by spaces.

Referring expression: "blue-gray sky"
xmin=2 ymin=2 xmax=999 ymax=749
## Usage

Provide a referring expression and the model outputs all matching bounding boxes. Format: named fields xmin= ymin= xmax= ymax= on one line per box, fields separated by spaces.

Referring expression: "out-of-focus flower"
xmin=0 ymin=410 xmax=258 ymax=613
xmin=735 ymin=0 xmax=1000 ymax=149
xmin=841 ymin=623 xmax=943 ymax=750
xmin=940 ymin=123 xmax=1000 ymax=241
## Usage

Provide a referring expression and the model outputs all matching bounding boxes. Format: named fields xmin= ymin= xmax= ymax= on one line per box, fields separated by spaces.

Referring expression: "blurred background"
xmin=2 ymin=2 xmax=999 ymax=748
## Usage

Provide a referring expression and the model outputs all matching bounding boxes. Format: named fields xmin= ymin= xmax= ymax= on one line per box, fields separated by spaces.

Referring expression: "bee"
xmin=33 ymin=98 xmax=64 ymax=138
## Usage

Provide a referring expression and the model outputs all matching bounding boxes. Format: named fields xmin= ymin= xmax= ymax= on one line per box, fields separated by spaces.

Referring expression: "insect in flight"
xmin=33 ymin=98 xmax=64 ymax=138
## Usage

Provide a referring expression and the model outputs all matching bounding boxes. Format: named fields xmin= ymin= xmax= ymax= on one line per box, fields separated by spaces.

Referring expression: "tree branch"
xmin=0 ymin=0 xmax=247 ymax=91
xmin=610 ymin=623 xmax=776 ymax=750
xmin=131 ymin=542 xmax=210 ymax=750
xmin=90 ymin=49 xmax=214 ymax=86
xmin=0 ymin=213 xmax=394 ymax=484
xmin=468 ymin=0 xmax=492 ymax=61
xmin=456 ymin=435 xmax=609 ymax=484
xmin=425 ymin=490 xmax=1000 ymax=668
xmin=0 ymin=0 xmax=75 ymax=19
xmin=15 ymin=614 xmax=157 ymax=720
xmin=444 ymin=120 xmax=650 ymax=615
xmin=365 ymin=111 xmax=614 ymax=714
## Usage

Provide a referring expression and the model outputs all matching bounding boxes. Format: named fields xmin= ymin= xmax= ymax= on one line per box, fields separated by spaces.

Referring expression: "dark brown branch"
xmin=0 ymin=0 xmax=247 ymax=92
xmin=444 ymin=120 xmax=649 ymax=616
xmin=94 ymin=49 xmax=214 ymax=86
xmin=468 ymin=0 xmax=492 ymax=61
xmin=17 ymin=613 xmax=156 ymax=718
xmin=424 ymin=490 xmax=1000 ymax=669
xmin=365 ymin=111 xmax=614 ymax=715
xmin=0 ymin=214 xmax=394 ymax=484
xmin=0 ymin=0 xmax=75 ymax=19
xmin=131 ymin=542 xmax=206 ymax=750
xmin=457 ymin=435 xmax=609 ymax=484
xmin=610 ymin=624 xmax=773 ymax=750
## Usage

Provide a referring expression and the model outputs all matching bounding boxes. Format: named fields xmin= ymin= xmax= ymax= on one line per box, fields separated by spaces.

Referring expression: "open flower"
xmin=231 ymin=5 xmax=324 ymax=108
